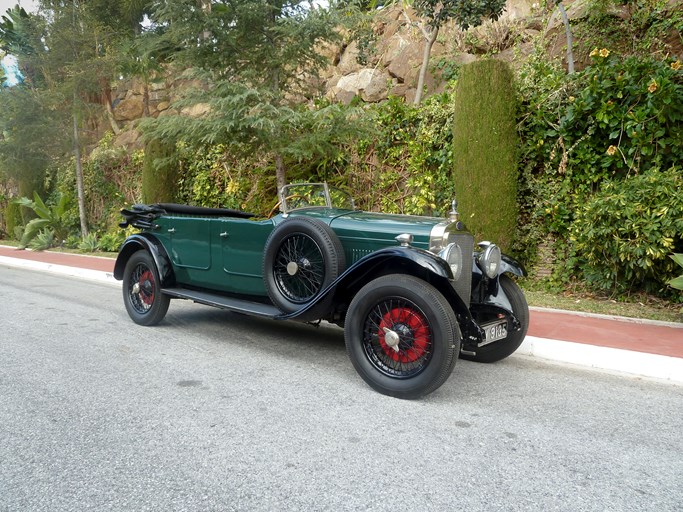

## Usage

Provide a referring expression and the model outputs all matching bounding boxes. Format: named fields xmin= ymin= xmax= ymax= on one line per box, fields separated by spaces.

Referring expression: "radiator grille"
xmin=451 ymin=233 xmax=474 ymax=308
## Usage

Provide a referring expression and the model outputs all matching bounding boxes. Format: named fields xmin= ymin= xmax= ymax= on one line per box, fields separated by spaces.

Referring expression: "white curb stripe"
xmin=0 ymin=255 xmax=120 ymax=287
xmin=516 ymin=335 xmax=683 ymax=385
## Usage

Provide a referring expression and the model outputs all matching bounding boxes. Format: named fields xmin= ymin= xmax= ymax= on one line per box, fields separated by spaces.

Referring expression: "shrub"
xmin=14 ymin=192 xmax=73 ymax=250
xmin=337 ymin=93 xmax=457 ymax=216
xmin=142 ymin=138 xmax=178 ymax=204
xmin=571 ymin=167 xmax=683 ymax=298
xmin=3 ymin=201 xmax=22 ymax=240
xmin=452 ymin=59 xmax=518 ymax=251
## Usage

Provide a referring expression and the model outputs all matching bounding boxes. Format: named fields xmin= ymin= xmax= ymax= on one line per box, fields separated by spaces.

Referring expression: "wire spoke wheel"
xmin=362 ymin=298 xmax=433 ymax=379
xmin=128 ymin=264 xmax=156 ymax=314
xmin=345 ymin=274 xmax=460 ymax=399
xmin=263 ymin=217 xmax=345 ymax=318
xmin=273 ymin=233 xmax=325 ymax=303
xmin=122 ymin=250 xmax=170 ymax=326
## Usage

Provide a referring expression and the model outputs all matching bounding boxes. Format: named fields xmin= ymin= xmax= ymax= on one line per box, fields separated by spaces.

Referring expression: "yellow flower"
xmin=599 ymin=48 xmax=610 ymax=58
xmin=568 ymin=96 xmax=575 ymax=102
xmin=648 ymin=80 xmax=658 ymax=93
xmin=606 ymin=145 xmax=617 ymax=156
xmin=671 ymin=60 xmax=681 ymax=70
xmin=590 ymin=47 xmax=599 ymax=57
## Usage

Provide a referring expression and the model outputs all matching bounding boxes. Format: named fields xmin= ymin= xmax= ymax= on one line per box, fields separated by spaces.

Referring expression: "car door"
xmin=214 ymin=218 xmax=274 ymax=295
xmin=162 ymin=216 xmax=213 ymax=286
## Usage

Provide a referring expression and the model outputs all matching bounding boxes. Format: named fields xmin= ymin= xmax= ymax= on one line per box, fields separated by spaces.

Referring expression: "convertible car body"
xmin=115 ymin=183 xmax=529 ymax=398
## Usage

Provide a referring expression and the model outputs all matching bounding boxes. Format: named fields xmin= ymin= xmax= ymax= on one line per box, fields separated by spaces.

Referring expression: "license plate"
xmin=480 ymin=320 xmax=508 ymax=346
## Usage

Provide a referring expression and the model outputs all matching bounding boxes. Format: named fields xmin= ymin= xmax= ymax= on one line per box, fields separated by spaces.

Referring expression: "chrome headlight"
xmin=477 ymin=242 xmax=501 ymax=279
xmin=439 ymin=243 xmax=463 ymax=280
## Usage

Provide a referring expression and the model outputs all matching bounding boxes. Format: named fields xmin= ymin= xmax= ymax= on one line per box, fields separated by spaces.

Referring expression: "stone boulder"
xmin=113 ymin=96 xmax=144 ymax=122
xmin=334 ymin=68 xmax=393 ymax=103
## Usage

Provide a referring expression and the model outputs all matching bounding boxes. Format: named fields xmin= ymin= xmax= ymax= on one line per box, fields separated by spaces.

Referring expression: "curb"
xmin=1 ymin=251 xmax=681 ymax=386
xmin=0 ymin=255 xmax=119 ymax=286
xmin=515 ymin=336 xmax=683 ymax=385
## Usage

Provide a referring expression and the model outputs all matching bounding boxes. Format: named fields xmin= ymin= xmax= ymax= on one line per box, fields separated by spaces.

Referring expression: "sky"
xmin=0 ymin=0 xmax=39 ymax=15
xmin=1 ymin=1 xmax=37 ymax=86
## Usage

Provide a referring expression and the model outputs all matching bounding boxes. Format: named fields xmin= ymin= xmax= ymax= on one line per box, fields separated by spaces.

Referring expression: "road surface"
xmin=1 ymin=267 xmax=682 ymax=511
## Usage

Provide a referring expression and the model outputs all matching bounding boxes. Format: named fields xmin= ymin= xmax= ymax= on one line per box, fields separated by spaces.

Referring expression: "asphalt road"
xmin=1 ymin=267 xmax=682 ymax=512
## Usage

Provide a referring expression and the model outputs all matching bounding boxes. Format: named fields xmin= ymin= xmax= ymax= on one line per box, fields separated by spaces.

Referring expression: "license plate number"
xmin=481 ymin=321 xmax=508 ymax=345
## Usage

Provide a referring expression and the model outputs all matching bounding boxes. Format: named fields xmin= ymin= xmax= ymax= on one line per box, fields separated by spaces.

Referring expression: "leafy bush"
xmin=78 ymin=233 xmax=99 ymax=252
xmin=452 ymin=59 xmax=518 ymax=251
xmin=28 ymin=229 xmax=54 ymax=251
xmin=571 ymin=167 xmax=683 ymax=297
xmin=670 ymin=254 xmax=683 ymax=291
xmin=516 ymin=49 xmax=683 ymax=285
xmin=142 ymin=138 xmax=178 ymax=204
xmin=3 ymin=201 xmax=22 ymax=240
xmin=13 ymin=192 xmax=74 ymax=250
xmin=97 ymin=228 xmax=129 ymax=252
xmin=333 ymin=93 xmax=458 ymax=216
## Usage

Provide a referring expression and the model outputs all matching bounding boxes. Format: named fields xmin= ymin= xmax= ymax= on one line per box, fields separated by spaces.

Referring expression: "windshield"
xmin=278 ymin=183 xmax=355 ymax=213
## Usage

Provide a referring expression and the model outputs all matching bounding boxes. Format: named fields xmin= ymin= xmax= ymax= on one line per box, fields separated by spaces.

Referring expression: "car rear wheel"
xmin=344 ymin=274 xmax=460 ymax=399
xmin=463 ymin=275 xmax=529 ymax=363
xmin=122 ymin=250 xmax=170 ymax=326
xmin=263 ymin=217 xmax=345 ymax=318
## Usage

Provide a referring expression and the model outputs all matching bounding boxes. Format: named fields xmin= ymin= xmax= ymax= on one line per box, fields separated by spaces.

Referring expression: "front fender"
xmin=281 ymin=246 xmax=470 ymax=321
xmin=113 ymin=233 xmax=175 ymax=287
xmin=500 ymin=254 xmax=525 ymax=277
xmin=471 ymin=253 xmax=525 ymax=315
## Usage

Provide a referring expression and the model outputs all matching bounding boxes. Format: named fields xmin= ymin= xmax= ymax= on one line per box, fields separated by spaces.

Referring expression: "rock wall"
xmin=110 ymin=0 xmax=682 ymax=146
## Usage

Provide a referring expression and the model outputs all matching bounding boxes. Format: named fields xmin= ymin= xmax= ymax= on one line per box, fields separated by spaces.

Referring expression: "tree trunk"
xmin=556 ymin=1 xmax=575 ymax=74
xmin=104 ymin=100 xmax=121 ymax=134
xmin=143 ymin=81 xmax=150 ymax=117
xmin=72 ymin=111 xmax=88 ymax=237
xmin=275 ymin=153 xmax=286 ymax=192
xmin=414 ymin=27 xmax=439 ymax=105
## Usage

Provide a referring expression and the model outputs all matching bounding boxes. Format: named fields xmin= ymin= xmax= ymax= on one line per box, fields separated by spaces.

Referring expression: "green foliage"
xmin=142 ymin=139 xmax=177 ymax=204
xmin=96 ymin=228 xmax=129 ymax=252
xmin=571 ymin=167 xmax=683 ymax=298
xmin=669 ymin=254 xmax=683 ymax=291
xmin=412 ymin=0 xmax=506 ymax=31
xmin=452 ymin=59 xmax=518 ymax=251
xmin=3 ymin=201 xmax=22 ymax=240
xmin=28 ymin=229 xmax=54 ymax=251
xmin=0 ymin=86 xmax=65 ymax=200
xmin=572 ymin=0 xmax=683 ymax=59
xmin=78 ymin=232 xmax=99 ymax=252
xmin=516 ymin=49 xmax=683 ymax=286
xmin=332 ymin=92 xmax=457 ymax=216
xmin=175 ymin=143 xmax=261 ymax=211
xmin=14 ymin=192 xmax=73 ymax=250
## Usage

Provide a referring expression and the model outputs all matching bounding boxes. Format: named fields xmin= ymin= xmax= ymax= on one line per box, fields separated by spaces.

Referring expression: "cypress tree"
xmin=452 ymin=59 xmax=518 ymax=251
xmin=142 ymin=139 xmax=177 ymax=204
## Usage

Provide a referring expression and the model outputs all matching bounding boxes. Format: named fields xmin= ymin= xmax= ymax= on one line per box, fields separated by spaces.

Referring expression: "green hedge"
xmin=452 ymin=59 xmax=518 ymax=251
xmin=571 ymin=167 xmax=683 ymax=298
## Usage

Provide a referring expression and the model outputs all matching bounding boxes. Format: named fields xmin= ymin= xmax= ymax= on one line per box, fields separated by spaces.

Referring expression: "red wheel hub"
xmin=138 ymin=270 xmax=155 ymax=305
xmin=378 ymin=307 xmax=430 ymax=363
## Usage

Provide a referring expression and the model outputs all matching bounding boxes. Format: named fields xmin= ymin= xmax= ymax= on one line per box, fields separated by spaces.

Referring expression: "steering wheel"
xmin=267 ymin=194 xmax=309 ymax=219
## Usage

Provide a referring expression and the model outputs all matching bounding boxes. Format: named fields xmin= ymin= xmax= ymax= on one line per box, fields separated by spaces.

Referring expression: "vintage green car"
xmin=115 ymin=183 xmax=528 ymax=399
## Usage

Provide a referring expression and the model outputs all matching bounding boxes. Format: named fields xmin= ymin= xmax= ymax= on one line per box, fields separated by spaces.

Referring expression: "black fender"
xmin=280 ymin=246 xmax=471 ymax=322
xmin=500 ymin=254 xmax=525 ymax=278
xmin=113 ymin=233 xmax=175 ymax=287
xmin=467 ymin=252 xmax=526 ymax=347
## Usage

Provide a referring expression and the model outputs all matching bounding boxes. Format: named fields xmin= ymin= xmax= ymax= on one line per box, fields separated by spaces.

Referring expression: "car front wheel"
xmin=463 ymin=275 xmax=529 ymax=363
xmin=344 ymin=274 xmax=460 ymax=399
xmin=122 ymin=250 xmax=170 ymax=326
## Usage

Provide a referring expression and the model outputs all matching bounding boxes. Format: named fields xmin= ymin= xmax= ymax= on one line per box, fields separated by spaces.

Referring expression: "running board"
xmin=162 ymin=287 xmax=283 ymax=319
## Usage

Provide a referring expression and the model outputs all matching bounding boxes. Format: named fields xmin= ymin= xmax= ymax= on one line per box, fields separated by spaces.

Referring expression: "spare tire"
xmin=263 ymin=217 xmax=345 ymax=318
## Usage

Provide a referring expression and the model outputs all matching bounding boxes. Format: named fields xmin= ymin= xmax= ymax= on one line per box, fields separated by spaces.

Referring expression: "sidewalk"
xmin=1 ymin=244 xmax=682 ymax=384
